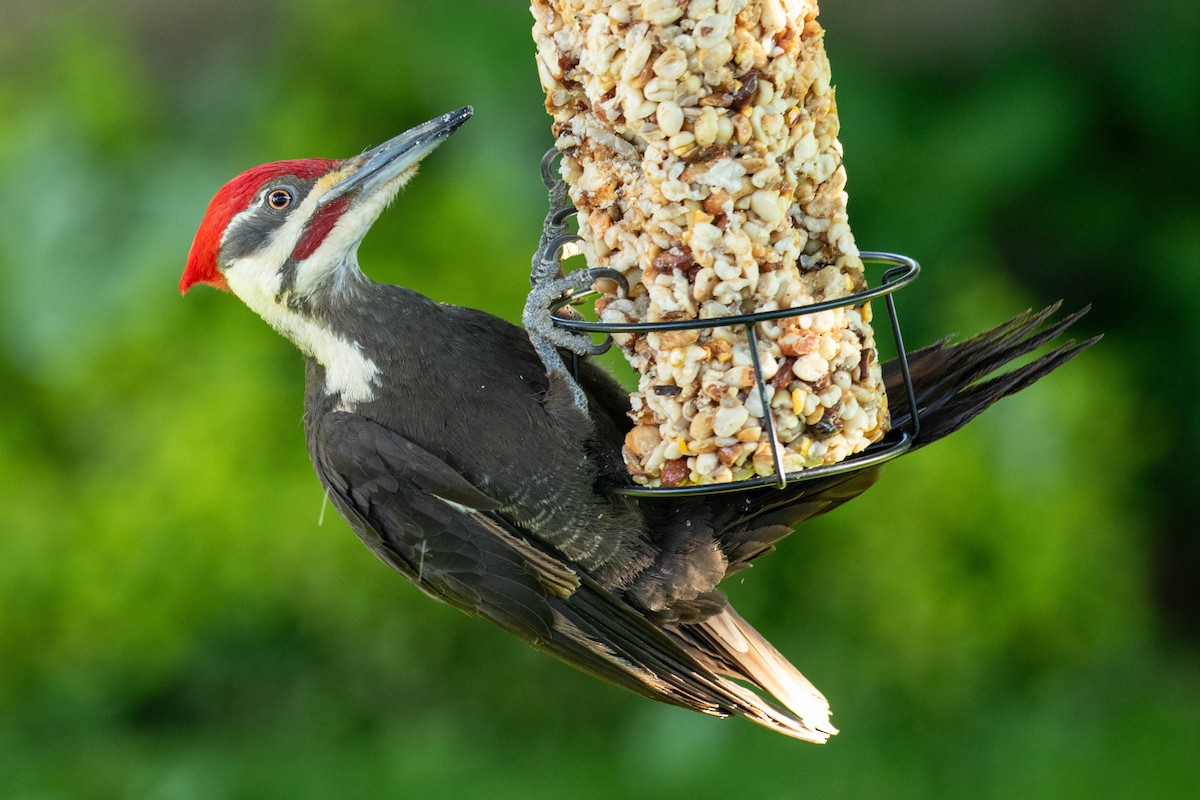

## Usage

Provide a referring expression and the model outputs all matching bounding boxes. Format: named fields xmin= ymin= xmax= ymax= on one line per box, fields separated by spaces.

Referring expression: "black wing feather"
xmin=310 ymin=410 xmax=822 ymax=733
xmin=313 ymin=411 xmax=553 ymax=642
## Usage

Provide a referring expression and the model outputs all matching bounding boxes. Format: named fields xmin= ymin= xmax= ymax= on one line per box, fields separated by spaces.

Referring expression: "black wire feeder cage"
xmin=549 ymin=249 xmax=923 ymax=498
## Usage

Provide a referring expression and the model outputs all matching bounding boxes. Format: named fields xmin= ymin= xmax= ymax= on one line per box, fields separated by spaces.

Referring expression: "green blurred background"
xmin=1 ymin=0 xmax=1197 ymax=797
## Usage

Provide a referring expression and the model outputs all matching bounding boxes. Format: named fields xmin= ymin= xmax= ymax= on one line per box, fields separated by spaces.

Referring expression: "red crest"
xmin=180 ymin=159 xmax=336 ymax=293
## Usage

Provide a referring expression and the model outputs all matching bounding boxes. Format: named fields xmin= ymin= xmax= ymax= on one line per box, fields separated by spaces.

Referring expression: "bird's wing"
xmin=311 ymin=409 xmax=555 ymax=642
xmin=311 ymin=410 xmax=832 ymax=740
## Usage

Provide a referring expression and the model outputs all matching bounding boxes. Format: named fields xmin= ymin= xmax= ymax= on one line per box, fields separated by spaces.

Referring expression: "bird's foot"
xmin=524 ymin=250 xmax=628 ymax=357
xmin=523 ymin=242 xmax=629 ymax=411
xmin=525 ymin=148 xmax=628 ymax=412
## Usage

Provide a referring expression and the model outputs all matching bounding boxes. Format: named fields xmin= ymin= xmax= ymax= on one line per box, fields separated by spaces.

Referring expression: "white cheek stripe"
xmin=219 ymin=170 xmax=413 ymax=405
xmin=225 ymin=249 xmax=380 ymax=405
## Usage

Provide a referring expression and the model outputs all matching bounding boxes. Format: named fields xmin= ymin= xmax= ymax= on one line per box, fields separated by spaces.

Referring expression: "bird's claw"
xmin=579 ymin=267 xmax=629 ymax=298
xmin=524 ymin=265 xmax=619 ymax=359
xmin=540 ymin=146 xmax=562 ymax=190
xmin=526 ymin=147 xmax=627 ymax=411
xmin=531 ymin=148 xmax=577 ymax=287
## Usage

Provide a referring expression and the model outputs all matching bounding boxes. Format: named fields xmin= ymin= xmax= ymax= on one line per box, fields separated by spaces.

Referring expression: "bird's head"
xmin=180 ymin=107 xmax=472 ymax=303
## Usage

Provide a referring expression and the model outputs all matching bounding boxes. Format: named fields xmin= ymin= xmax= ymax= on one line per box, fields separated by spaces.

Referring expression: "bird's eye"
xmin=267 ymin=188 xmax=293 ymax=210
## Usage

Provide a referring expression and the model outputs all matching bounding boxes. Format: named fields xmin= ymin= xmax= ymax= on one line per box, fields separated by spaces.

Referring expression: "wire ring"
xmin=548 ymin=252 xmax=922 ymax=496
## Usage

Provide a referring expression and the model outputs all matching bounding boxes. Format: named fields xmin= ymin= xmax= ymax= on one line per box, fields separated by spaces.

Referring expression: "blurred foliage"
xmin=0 ymin=0 xmax=1197 ymax=797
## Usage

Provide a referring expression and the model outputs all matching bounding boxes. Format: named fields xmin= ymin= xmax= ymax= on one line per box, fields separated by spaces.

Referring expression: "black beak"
xmin=318 ymin=106 xmax=473 ymax=206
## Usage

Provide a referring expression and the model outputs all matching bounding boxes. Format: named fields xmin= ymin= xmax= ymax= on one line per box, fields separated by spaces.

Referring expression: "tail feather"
xmin=886 ymin=304 xmax=1099 ymax=449
xmin=887 ymin=302 xmax=1066 ymax=401
xmin=671 ymin=605 xmax=837 ymax=742
xmin=638 ymin=304 xmax=1098 ymax=742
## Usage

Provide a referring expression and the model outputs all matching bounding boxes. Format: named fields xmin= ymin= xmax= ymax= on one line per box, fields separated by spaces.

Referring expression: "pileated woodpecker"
xmin=181 ymin=107 xmax=1096 ymax=741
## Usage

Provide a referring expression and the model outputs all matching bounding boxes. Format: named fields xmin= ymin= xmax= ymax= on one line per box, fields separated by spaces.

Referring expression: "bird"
xmin=180 ymin=106 xmax=1097 ymax=742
